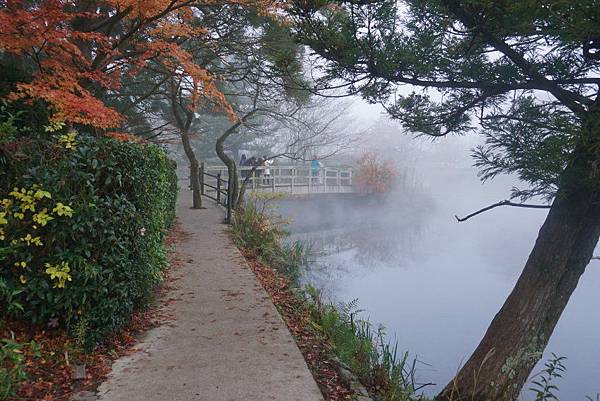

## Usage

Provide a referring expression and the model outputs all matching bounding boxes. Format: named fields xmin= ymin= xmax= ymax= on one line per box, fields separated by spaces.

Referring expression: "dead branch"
xmin=455 ymin=200 xmax=551 ymax=222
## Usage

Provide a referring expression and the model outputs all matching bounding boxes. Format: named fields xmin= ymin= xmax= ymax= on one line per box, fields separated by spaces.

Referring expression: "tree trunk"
xmin=237 ymin=175 xmax=249 ymax=210
xmin=181 ymin=130 xmax=202 ymax=209
xmin=236 ymin=166 xmax=259 ymax=210
xmin=215 ymin=110 xmax=259 ymax=213
xmin=438 ymin=155 xmax=600 ymax=401
xmin=215 ymin=129 xmax=238 ymax=210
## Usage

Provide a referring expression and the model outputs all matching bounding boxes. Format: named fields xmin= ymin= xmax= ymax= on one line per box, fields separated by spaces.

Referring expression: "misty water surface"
xmin=281 ymin=157 xmax=600 ymax=400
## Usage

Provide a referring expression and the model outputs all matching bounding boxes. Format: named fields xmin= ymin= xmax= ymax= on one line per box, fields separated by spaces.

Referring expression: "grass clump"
xmin=0 ymin=334 xmax=40 ymax=399
xmin=232 ymin=192 xmax=309 ymax=283
xmin=305 ymin=286 xmax=428 ymax=401
xmin=0 ymin=337 xmax=27 ymax=399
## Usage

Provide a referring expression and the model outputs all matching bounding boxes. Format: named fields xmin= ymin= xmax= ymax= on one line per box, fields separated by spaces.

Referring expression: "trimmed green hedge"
xmin=0 ymin=133 xmax=177 ymax=345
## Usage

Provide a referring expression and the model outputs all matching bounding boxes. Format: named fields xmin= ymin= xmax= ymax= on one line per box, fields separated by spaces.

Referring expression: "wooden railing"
xmin=200 ymin=168 xmax=228 ymax=205
xmin=202 ymin=164 xmax=353 ymax=195
xmin=197 ymin=163 xmax=353 ymax=223
xmin=199 ymin=165 xmax=231 ymax=222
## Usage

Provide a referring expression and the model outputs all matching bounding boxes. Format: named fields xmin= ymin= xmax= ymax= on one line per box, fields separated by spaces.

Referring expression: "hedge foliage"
xmin=0 ymin=131 xmax=177 ymax=345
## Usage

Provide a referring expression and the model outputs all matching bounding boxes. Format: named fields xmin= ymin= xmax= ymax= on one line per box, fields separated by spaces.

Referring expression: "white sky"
xmin=347 ymin=98 xmax=387 ymax=129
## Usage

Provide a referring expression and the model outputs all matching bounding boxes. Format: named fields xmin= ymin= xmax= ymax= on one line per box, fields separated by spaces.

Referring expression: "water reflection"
xmin=282 ymin=168 xmax=600 ymax=401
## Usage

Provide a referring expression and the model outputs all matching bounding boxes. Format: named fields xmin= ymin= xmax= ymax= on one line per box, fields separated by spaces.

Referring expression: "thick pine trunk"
xmin=181 ymin=130 xmax=202 ymax=209
xmin=438 ymin=162 xmax=600 ymax=400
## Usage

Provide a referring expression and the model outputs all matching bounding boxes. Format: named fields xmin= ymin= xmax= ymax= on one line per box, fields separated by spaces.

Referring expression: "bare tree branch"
xmin=455 ymin=200 xmax=551 ymax=222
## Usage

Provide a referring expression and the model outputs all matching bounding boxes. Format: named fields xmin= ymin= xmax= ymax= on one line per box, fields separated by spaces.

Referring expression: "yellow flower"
xmin=33 ymin=188 xmax=52 ymax=200
xmin=9 ymin=188 xmax=36 ymax=213
xmin=20 ymin=201 xmax=35 ymax=213
xmin=0 ymin=228 xmax=4 ymax=241
xmin=19 ymin=275 xmax=27 ymax=284
xmin=1 ymin=198 xmax=12 ymax=209
xmin=33 ymin=209 xmax=54 ymax=226
xmin=13 ymin=212 xmax=25 ymax=220
xmin=14 ymin=261 xmax=27 ymax=268
xmin=44 ymin=121 xmax=65 ymax=133
xmin=21 ymin=234 xmax=43 ymax=246
xmin=9 ymin=188 xmax=22 ymax=198
xmin=20 ymin=194 xmax=36 ymax=211
xmin=58 ymin=132 xmax=78 ymax=150
xmin=52 ymin=203 xmax=73 ymax=217
xmin=0 ymin=212 xmax=7 ymax=225
xmin=45 ymin=262 xmax=72 ymax=289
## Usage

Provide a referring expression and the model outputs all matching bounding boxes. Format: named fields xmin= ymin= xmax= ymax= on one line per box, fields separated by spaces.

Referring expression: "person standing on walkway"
xmin=262 ymin=156 xmax=272 ymax=185
xmin=240 ymin=154 xmax=248 ymax=179
xmin=311 ymin=155 xmax=323 ymax=185
xmin=255 ymin=156 xmax=264 ymax=183
xmin=246 ymin=156 xmax=257 ymax=184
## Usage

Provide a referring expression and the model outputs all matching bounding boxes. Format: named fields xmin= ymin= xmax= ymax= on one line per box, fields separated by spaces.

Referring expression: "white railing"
xmin=203 ymin=164 xmax=353 ymax=195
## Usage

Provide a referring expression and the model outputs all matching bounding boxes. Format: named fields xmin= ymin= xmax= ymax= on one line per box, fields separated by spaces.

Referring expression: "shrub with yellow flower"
xmin=44 ymin=262 xmax=72 ymax=289
xmin=1 ymin=184 xmax=74 ymax=290
xmin=2 ymin=133 xmax=176 ymax=345
xmin=57 ymin=131 xmax=78 ymax=150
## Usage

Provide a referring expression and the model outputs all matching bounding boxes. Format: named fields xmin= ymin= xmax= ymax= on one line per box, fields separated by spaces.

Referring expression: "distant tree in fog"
xmin=354 ymin=152 xmax=398 ymax=195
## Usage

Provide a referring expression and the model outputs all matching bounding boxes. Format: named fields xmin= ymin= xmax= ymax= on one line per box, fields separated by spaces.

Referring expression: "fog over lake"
xmin=280 ymin=133 xmax=600 ymax=401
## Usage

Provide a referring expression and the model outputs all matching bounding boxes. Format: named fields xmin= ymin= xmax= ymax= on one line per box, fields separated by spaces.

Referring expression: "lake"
xmin=280 ymin=165 xmax=600 ymax=401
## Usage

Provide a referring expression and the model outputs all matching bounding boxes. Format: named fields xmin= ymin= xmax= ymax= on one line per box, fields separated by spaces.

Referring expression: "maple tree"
xmin=354 ymin=152 xmax=398 ymax=195
xmin=0 ymin=0 xmax=283 ymax=130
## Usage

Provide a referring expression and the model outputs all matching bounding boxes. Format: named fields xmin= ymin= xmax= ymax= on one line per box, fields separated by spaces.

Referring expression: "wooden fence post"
xmin=271 ymin=168 xmax=276 ymax=192
xmin=226 ymin=176 xmax=232 ymax=224
xmin=200 ymin=162 xmax=205 ymax=195
xmin=216 ymin=173 xmax=221 ymax=205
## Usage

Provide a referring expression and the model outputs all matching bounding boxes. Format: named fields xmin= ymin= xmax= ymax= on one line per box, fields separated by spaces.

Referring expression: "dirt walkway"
xmin=96 ymin=187 xmax=324 ymax=401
